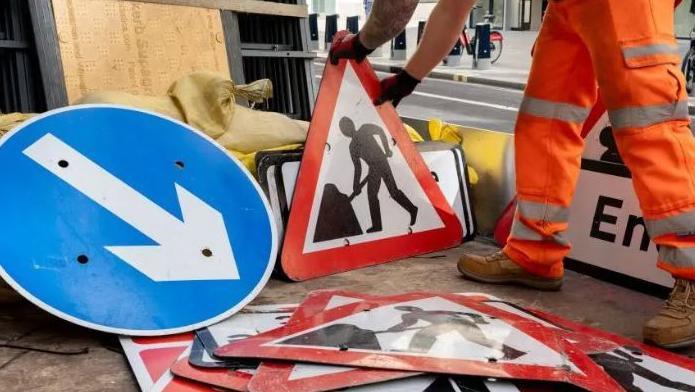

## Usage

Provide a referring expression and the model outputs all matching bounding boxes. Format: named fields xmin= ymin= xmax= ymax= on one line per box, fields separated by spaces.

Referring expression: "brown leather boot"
xmin=457 ymin=250 xmax=563 ymax=291
xmin=643 ymin=278 xmax=695 ymax=348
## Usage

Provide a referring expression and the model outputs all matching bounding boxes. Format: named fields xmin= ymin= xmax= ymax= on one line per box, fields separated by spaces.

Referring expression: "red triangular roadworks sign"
xmin=120 ymin=334 xmax=214 ymax=391
xmin=249 ymin=291 xmax=417 ymax=392
xmin=280 ymin=58 xmax=463 ymax=281
xmin=216 ymin=292 xmax=621 ymax=392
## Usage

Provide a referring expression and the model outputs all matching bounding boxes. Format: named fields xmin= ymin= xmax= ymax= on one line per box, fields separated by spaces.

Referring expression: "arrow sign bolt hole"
xmin=58 ymin=160 xmax=69 ymax=168
xmin=77 ymin=255 xmax=89 ymax=264
xmin=201 ymin=248 xmax=213 ymax=258
xmin=175 ymin=161 xmax=185 ymax=169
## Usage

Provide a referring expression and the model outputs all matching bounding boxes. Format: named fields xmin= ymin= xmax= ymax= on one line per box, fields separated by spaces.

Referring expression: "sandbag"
xmin=0 ymin=113 xmax=36 ymax=136
xmin=77 ymin=71 xmax=309 ymax=154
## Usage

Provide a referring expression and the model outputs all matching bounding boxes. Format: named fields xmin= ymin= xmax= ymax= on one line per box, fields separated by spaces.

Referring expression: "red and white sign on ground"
xmin=249 ymin=291 xmax=418 ymax=392
xmin=280 ymin=57 xmax=462 ymax=281
xmin=526 ymin=308 xmax=695 ymax=392
xmin=170 ymin=356 xmax=254 ymax=391
xmin=119 ymin=334 xmax=212 ymax=392
xmin=216 ymin=292 xmax=619 ymax=391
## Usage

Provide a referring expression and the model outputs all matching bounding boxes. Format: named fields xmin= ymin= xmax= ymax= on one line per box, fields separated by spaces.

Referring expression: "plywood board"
xmin=52 ymin=0 xmax=230 ymax=102
xmin=136 ymin=0 xmax=308 ymax=18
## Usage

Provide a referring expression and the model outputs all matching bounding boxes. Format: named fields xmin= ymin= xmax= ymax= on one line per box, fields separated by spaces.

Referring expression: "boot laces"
xmin=484 ymin=251 xmax=508 ymax=263
xmin=664 ymin=279 xmax=695 ymax=313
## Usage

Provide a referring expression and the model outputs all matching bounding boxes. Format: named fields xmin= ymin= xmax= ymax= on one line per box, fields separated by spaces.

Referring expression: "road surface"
xmin=313 ymin=62 xmax=522 ymax=133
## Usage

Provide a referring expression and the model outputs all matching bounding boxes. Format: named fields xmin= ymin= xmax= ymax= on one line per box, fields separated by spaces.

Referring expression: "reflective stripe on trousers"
xmin=646 ymin=210 xmax=695 ymax=270
xmin=660 ymin=247 xmax=695 ymax=269
xmin=608 ymin=101 xmax=689 ymax=130
xmin=509 ymin=200 xmax=570 ymax=246
xmin=509 ymin=216 xmax=569 ymax=247
xmin=519 ymin=97 xmax=591 ymax=124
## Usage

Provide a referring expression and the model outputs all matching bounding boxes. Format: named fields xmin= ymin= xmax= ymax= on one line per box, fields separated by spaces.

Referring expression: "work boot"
xmin=643 ymin=278 xmax=695 ymax=348
xmin=457 ymin=251 xmax=563 ymax=291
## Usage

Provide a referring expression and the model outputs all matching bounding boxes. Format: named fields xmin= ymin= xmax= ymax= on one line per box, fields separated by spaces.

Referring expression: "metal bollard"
xmin=346 ymin=16 xmax=359 ymax=34
xmin=445 ymin=36 xmax=463 ymax=67
xmin=324 ymin=14 xmax=338 ymax=51
xmin=391 ymin=30 xmax=407 ymax=61
xmin=474 ymin=23 xmax=491 ymax=70
xmin=309 ymin=14 xmax=319 ymax=51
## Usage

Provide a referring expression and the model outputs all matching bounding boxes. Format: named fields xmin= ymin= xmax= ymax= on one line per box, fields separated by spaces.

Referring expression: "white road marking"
xmin=410 ymin=91 xmax=518 ymax=112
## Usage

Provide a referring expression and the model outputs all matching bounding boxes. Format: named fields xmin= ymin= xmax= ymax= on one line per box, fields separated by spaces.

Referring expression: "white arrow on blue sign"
xmin=0 ymin=105 xmax=277 ymax=335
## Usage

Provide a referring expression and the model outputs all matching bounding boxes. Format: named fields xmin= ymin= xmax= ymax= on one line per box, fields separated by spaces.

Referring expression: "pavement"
xmin=2 ymin=239 xmax=693 ymax=391
xmin=317 ymin=31 xmax=695 ymax=111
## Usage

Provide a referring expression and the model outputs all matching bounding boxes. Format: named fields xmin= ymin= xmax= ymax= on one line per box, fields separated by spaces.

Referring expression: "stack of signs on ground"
xmin=0 ymin=106 xmax=277 ymax=335
xmin=214 ymin=291 xmax=695 ymax=392
xmin=120 ymin=304 xmax=296 ymax=391
xmin=280 ymin=57 xmax=463 ymax=281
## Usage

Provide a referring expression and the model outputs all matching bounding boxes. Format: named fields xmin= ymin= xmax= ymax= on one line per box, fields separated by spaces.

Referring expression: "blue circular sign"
xmin=0 ymin=105 xmax=277 ymax=335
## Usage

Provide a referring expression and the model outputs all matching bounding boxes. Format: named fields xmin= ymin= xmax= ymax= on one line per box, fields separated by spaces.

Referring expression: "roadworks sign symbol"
xmin=215 ymin=293 xmax=622 ymax=391
xmin=281 ymin=58 xmax=462 ymax=281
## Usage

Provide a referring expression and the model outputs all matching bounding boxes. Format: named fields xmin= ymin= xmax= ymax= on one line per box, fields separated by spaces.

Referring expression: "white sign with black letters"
xmin=566 ymin=115 xmax=673 ymax=288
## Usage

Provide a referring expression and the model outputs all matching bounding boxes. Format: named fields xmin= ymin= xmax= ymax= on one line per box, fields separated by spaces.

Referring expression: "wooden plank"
xmin=27 ymin=0 xmax=70 ymax=109
xmin=51 ymin=0 xmax=231 ymax=101
xmin=133 ymin=0 xmax=308 ymax=18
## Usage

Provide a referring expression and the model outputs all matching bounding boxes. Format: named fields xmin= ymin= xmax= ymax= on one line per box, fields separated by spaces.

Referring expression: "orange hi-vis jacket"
xmin=503 ymin=0 xmax=695 ymax=280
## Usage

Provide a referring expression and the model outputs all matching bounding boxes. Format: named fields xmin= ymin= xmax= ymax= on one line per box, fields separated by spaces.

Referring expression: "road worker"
xmin=331 ymin=0 xmax=695 ymax=348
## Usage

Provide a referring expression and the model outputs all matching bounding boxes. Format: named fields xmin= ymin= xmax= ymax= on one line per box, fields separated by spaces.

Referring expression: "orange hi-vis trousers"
xmin=503 ymin=0 xmax=695 ymax=280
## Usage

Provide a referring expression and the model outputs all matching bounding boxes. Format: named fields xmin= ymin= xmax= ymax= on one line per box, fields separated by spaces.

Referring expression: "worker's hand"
xmin=374 ymin=70 xmax=421 ymax=107
xmin=329 ymin=30 xmax=374 ymax=65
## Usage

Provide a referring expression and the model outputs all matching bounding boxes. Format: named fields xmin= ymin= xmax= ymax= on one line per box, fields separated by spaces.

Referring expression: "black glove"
xmin=374 ymin=70 xmax=421 ymax=107
xmin=329 ymin=30 xmax=374 ymax=65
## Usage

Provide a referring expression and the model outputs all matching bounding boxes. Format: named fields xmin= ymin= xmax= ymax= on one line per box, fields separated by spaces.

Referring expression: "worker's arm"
xmin=363 ymin=125 xmax=392 ymax=157
xmin=404 ymin=0 xmax=476 ymax=79
xmin=330 ymin=0 xmax=418 ymax=64
xmin=351 ymin=144 xmax=362 ymax=195
xmin=384 ymin=315 xmax=418 ymax=332
xmin=375 ymin=0 xmax=476 ymax=106
xmin=359 ymin=0 xmax=419 ymax=49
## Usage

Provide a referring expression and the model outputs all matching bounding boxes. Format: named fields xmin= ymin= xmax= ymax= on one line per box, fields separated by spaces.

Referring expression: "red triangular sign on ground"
xmin=281 ymin=58 xmax=463 ymax=281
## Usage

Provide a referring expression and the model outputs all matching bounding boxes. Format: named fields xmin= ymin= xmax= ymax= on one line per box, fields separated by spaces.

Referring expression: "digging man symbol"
xmin=384 ymin=306 xmax=526 ymax=360
xmin=339 ymin=116 xmax=418 ymax=233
